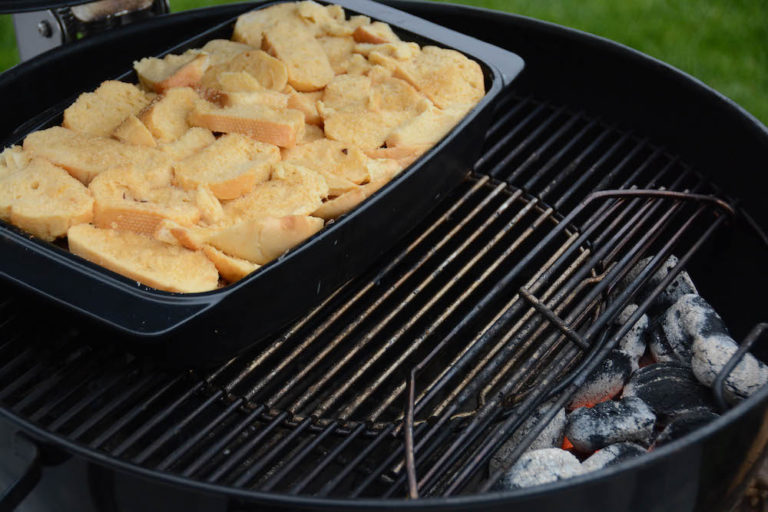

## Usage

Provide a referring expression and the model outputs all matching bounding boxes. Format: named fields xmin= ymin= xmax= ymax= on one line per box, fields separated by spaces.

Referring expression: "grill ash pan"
xmin=0 ymin=0 xmax=523 ymax=367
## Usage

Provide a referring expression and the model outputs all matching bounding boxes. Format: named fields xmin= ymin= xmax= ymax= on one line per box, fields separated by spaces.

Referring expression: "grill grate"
xmin=0 ymin=92 xmax=740 ymax=499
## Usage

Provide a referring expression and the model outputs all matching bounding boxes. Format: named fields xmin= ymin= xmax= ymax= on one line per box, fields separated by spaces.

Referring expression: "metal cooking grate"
xmin=0 ymin=91 xmax=747 ymax=499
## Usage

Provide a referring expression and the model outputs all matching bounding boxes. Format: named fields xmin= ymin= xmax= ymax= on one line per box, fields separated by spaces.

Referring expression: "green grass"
xmin=1 ymin=0 xmax=766 ymax=124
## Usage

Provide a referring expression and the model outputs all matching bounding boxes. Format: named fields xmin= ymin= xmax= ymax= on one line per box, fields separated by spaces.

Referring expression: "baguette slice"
xmin=313 ymin=172 xmax=393 ymax=220
xmin=233 ymin=2 xmax=300 ymax=47
xmin=366 ymin=145 xmax=428 ymax=168
xmin=202 ymin=244 xmax=259 ymax=282
xmin=285 ymin=88 xmax=322 ymax=125
xmin=201 ymin=51 xmax=288 ymax=92
xmin=0 ymin=158 xmax=93 ymax=240
xmin=173 ymin=133 xmax=280 ymax=199
xmin=263 ymin=21 xmax=334 ymax=92
xmin=63 ymin=81 xmax=153 ymax=137
xmin=0 ymin=146 xmax=30 ymax=178
xmin=200 ymin=39 xmax=253 ymax=66
xmin=68 ymin=224 xmax=219 ymax=293
xmin=157 ymin=127 xmax=215 ymax=161
xmin=219 ymin=90 xmax=288 ymax=110
xmin=385 ymin=103 xmax=470 ymax=148
xmin=23 ymin=126 xmax=173 ymax=184
xmin=216 ymin=71 xmax=265 ymax=92
xmin=206 ymin=215 xmax=324 ymax=264
xmin=189 ymin=103 xmax=305 ymax=148
xmin=134 ymin=50 xmax=210 ymax=93
xmin=317 ymin=36 xmax=356 ymax=74
xmin=112 ymin=115 xmax=156 ymax=147
xmin=353 ymin=22 xmax=400 ymax=44
xmin=139 ymin=87 xmax=202 ymax=142
xmin=283 ymin=139 xmax=370 ymax=184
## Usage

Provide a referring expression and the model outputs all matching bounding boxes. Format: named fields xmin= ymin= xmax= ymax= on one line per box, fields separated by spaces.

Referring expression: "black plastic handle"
xmin=0 ymin=434 xmax=41 ymax=512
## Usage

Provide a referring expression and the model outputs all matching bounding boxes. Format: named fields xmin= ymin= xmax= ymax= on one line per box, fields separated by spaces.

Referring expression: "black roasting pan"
xmin=0 ymin=0 xmax=524 ymax=366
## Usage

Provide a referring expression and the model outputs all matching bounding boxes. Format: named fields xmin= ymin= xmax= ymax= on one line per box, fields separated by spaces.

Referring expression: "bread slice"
xmin=385 ymin=103 xmax=469 ymax=147
xmin=89 ymin=166 xmax=200 ymax=236
xmin=157 ymin=127 xmax=215 ymax=161
xmin=366 ymin=145 xmax=428 ymax=168
xmin=63 ymin=81 xmax=153 ymax=137
xmin=283 ymin=139 xmax=370 ymax=184
xmin=0 ymin=158 xmax=93 ymax=240
xmin=233 ymin=2 xmax=300 ymax=47
xmin=189 ymin=102 xmax=305 ymax=148
xmin=219 ymin=90 xmax=288 ymax=110
xmin=318 ymin=36 xmax=356 ymax=74
xmin=112 ymin=115 xmax=157 ymax=147
xmin=216 ymin=71 xmax=265 ymax=92
xmin=68 ymin=224 xmax=219 ymax=293
xmin=138 ymin=87 xmax=202 ymax=142
xmin=263 ymin=21 xmax=334 ymax=92
xmin=320 ymin=107 xmax=412 ymax=152
xmin=173 ymin=133 xmax=280 ymax=199
xmin=206 ymin=215 xmax=324 ymax=264
xmin=202 ymin=244 xmax=259 ymax=282
xmin=0 ymin=146 xmax=30 ymax=179
xmin=321 ymin=75 xmax=371 ymax=112
xmin=194 ymin=186 xmax=225 ymax=225
xmin=201 ymin=51 xmax=288 ymax=92
xmin=222 ymin=162 xmax=328 ymax=224
xmin=353 ymin=22 xmax=400 ymax=44
xmin=393 ymin=46 xmax=485 ymax=109
xmin=134 ymin=50 xmax=210 ymax=93
xmin=313 ymin=172 xmax=394 ymax=220
xmin=285 ymin=88 xmax=322 ymax=125
xmin=200 ymin=39 xmax=253 ymax=66
xmin=23 ymin=126 xmax=173 ymax=184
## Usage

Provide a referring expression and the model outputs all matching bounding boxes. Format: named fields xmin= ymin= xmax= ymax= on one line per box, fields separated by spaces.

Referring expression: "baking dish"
xmin=0 ymin=0 xmax=524 ymax=366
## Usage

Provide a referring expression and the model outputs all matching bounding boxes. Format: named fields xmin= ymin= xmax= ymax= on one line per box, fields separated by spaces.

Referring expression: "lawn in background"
xmin=0 ymin=0 xmax=766 ymax=125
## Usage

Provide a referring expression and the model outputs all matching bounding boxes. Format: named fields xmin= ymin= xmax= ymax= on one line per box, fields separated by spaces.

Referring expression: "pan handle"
xmin=0 ymin=433 xmax=41 ymax=512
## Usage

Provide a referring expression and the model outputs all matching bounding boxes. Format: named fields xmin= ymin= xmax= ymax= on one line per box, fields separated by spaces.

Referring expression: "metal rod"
xmin=405 ymin=373 xmax=418 ymax=499
xmin=713 ymin=323 xmax=768 ymax=411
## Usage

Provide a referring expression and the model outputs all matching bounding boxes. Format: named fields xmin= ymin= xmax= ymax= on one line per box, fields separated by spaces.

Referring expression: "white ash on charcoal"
xmin=489 ymin=402 xmax=566 ymax=474
xmin=613 ymin=304 xmax=649 ymax=361
xmin=692 ymin=334 xmax=768 ymax=403
xmin=568 ymin=350 xmax=635 ymax=410
xmin=652 ymin=409 xmax=720 ymax=449
xmin=622 ymin=362 xmax=715 ymax=424
xmin=495 ymin=448 xmax=585 ymax=490
xmin=650 ymin=293 xmax=729 ymax=364
xmin=618 ymin=255 xmax=697 ymax=313
xmin=565 ymin=396 xmax=656 ymax=452
xmin=581 ymin=442 xmax=647 ymax=472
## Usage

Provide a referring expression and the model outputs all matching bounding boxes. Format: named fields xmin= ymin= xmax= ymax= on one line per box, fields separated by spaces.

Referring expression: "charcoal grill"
xmin=1 ymin=1 xmax=768 ymax=511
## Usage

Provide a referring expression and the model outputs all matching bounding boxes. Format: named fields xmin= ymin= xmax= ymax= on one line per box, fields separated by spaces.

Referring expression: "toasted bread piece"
xmin=189 ymin=103 xmax=305 ymax=148
xmin=112 ymin=115 xmax=157 ymax=147
xmin=366 ymin=158 xmax=403 ymax=183
xmin=216 ymin=71 xmax=265 ymax=92
xmin=283 ymin=139 xmax=370 ymax=184
xmin=369 ymin=77 xmax=424 ymax=112
xmin=200 ymin=39 xmax=253 ymax=66
xmin=297 ymin=124 xmax=325 ymax=145
xmin=353 ymin=22 xmax=400 ymax=44
xmin=90 ymin=167 xmax=200 ymax=235
xmin=201 ymin=50 xmax=288 ymax=92
xmin=63 ymin=81 xmax=153 ymax=137
xmin=318 ymin=36 xmax=356 ymax=74
xmin=386 ymin=103 xmax=469 ymax=147
xmin=233 ymin=2 xmax=300 ymax=47
xmin=68 ymin=224 xmax=219 ymax=293
xmin=138 ymin=87 xmax=202 ymax=142
xmin=320 ymin=107 xmax=412 ymax=152
xmin=222 ymin=163 xmax=328 ymax=223
xmin=219 ymin=90 xmax=288 ymax=110
xmin=0 ymin=146 xmax=30 ymax=178
xmin=207 ymin=215 xmax=323 ymax=264
xmin=173 ymin=134 xmax=280 ymax=199
xmin=366 ymin=145 xmax=429 ymax=168
xmin=23 ymin=126 xmax=172 ymax=184
xmin=285 ymin=88 xmax=322 ymax=125
xmin=0 ymin=158 xmax=93 ymax=240
xmin=202 ymin=245 xmax=259 ymax=282
xmin=296 ymin=0 xmax=350 ymax=35
xmin=157 ymin=127 xmax=216 ymax=161
xmin=312 ymin=171 xmax=394 ymax=220
xmin=345 ymin=54 xmax=372 ymax=76
xmin=394 ymin=46 xmax=485 ymax=109
xmin=322 ymin=75 xmax=371 ymax=112
xmin=194 ymin=186 xmax=225 ymax=225
xmin=134 ymin=50 xmax=210 ymax=93
xmin=263 ymin=21 xmax=334 ymax=92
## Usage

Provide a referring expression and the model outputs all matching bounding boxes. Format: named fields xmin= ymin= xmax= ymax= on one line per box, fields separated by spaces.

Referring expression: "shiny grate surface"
xmin=0 ymin=92 xmax=741 ymax=498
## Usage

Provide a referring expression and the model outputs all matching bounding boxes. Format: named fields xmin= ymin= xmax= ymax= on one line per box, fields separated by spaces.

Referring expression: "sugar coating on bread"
xmin=173 ymin=133 xmax=280 ymax=199
xmin=68 ymin=224 xmax=219 ymax=292
xmin=134 ymin=50 xmax=210 ymax=93
xmin=283 ymin=139 xmax=370 ymax=185
xmin=189 ymin=103 xmax=305 ymax=148
xmin=23 ymin=126 xmax=173 ymax=184
xmin=202 ymin=244 xmax=259 ymax=282
xmin=63 ymin=81 xmax=153 ymax=137
xmin=202 ymin=51 xmax=288 ymax=92
xmin=157 ymin=127 xmax=215 ymax=161
xmin=263 ymin=21 xmax=334 ymax=92
xmin=113 ymin=115 xmax=157 ymax=147
xmin=0 ymin=158 xmax=93 ymax=241
xmin=353 ymin=22 xmax=400 ymax=44
xmin=139 ymin=87 xmax=202 ymax=142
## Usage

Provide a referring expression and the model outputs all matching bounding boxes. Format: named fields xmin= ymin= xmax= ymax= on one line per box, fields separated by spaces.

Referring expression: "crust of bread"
xmin=23 ymin=126 xmax=173 ymax=184
xmin=201 ymin=51 xmax=288 ymax=92
xmin=0 ymin=158 xmax=93 ymax=240
xmin=63 ymin=81 xmax=152 ymax=137
xmin=68 ymin=224 xmax=219 ymax=293
xmin=138 ymin=87 xmax=202 ymax=142
xmin=312 ymin=174 xmax=391 ymax=220
xmin=353 ymin=22 xmax=400 ymax=44
xmin=263 ymin=21 xmax=334 ymax=92
xmin=189 ymin=103 xmax=305 ymax=148
xmin=285 ymin=88 xmax=323 ymax=125
xmin=194 ymin=186 xmax=225 ymax=225
xmin=219 ymin=90 xmax=288 ymax=109
xmin=202 ymin=244 xmax=259 ymax=282
xmin=134 ymin=51 xmax=210 ymax=93
xmin=112 ymin=115 xmax=157 ymax=147
xmin=173 ymin=133 xmax=280 ymax=199
xmin=200 ymin=39 xmax=253 ymax=66
xmin=206 ymin=215 xmax=324 ymax=264
xmin=365 ymin=145 xmax=429 ymax=168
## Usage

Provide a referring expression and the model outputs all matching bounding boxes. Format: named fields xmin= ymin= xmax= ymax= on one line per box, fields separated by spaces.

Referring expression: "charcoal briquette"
xmin=497 ymin=448 xmax=585 ymax=490
xmin=490 ymin=402 xmax=567 ymax=474
xmin=618 ymin=255 xmax=697 ymax=311
xmin=691 ymin=334 xmax=768 ymax=402
xmin=613 ymin=305 xmax=649 ymax=361
xmin=568 ymin=350 xmax=635 ymax=410
xmin=652 ymin=409 xmax=720 ymax=448
xmin=581 ymin=442 xmax=647 ymax=472
xmin=565 ymin=396 xmax=656 ymax=452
